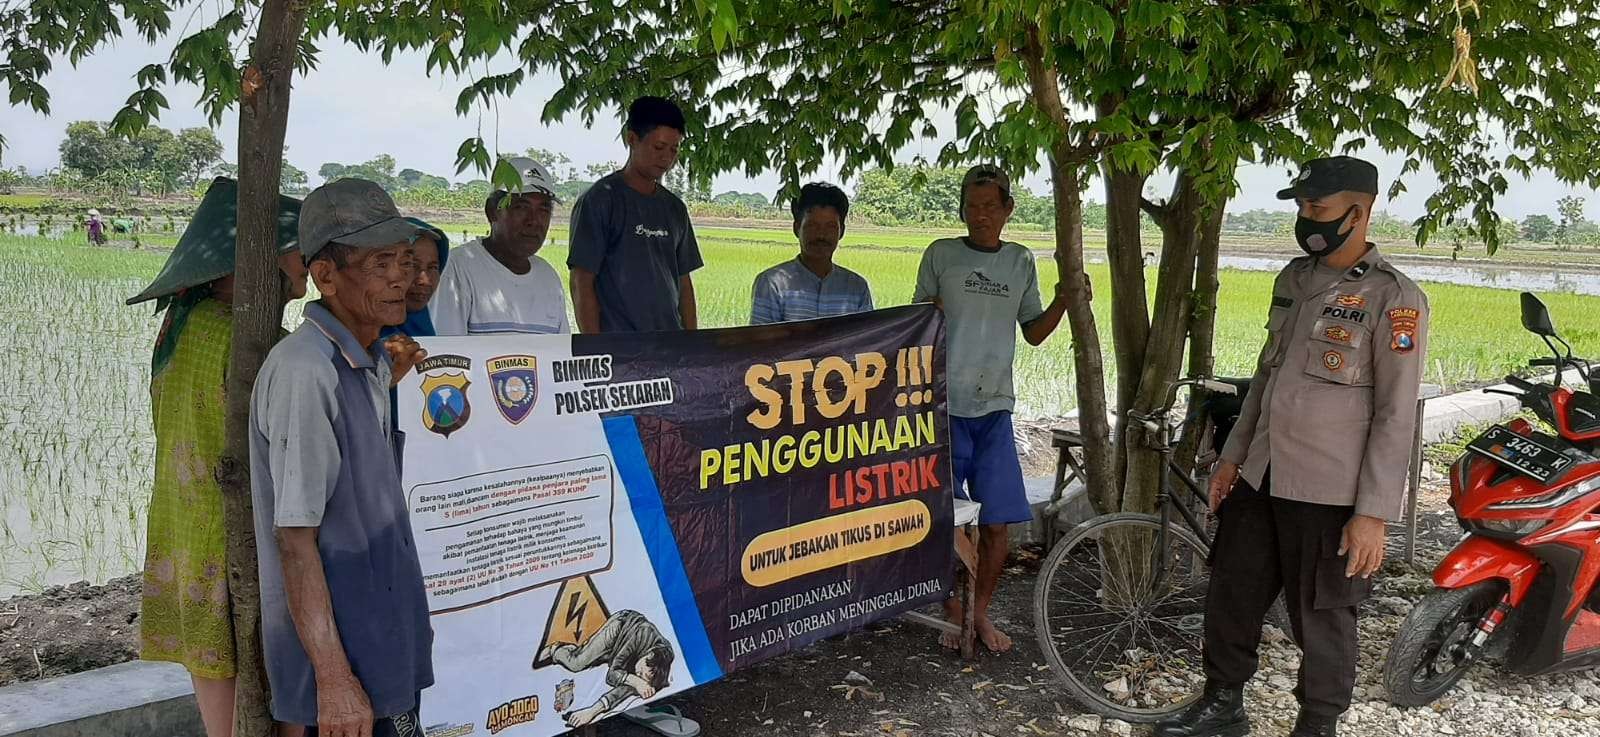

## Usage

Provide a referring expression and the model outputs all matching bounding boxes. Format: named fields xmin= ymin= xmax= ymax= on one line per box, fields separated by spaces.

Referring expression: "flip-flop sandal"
xmin=622 ymin=704 xmax=701 ymax=737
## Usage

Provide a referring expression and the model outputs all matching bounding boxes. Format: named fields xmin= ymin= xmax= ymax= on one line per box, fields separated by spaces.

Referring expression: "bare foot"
xmin=976 ymin=618 xmax=1013 ymax=653
xmin=939 ymin=599 xmax=963 ymax=650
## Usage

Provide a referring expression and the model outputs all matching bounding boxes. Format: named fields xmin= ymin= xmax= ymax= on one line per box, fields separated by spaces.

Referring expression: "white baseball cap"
xmin=498 ymin=156 xmax=560 ymax=202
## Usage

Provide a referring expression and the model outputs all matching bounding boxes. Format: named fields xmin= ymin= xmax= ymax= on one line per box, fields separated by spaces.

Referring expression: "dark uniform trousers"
xmin=1202 ymin=472 xmax=1373 ymax=717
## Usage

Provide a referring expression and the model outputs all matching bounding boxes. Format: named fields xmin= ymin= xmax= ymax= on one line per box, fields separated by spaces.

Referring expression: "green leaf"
xmin=489 ymin=158 xmax=519 ymax=193
xmin=135 ymin=64 xmax=166 ymax=88
xmin=711 ymin=0 xmax=740 ymax=51
xmin=454 ymin=138 xmax=489 ymax=176
xmin=954 ymin=96 xmax=979 ymax=139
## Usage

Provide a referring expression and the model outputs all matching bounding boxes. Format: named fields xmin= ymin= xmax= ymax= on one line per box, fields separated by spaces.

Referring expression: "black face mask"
xmin=1295 ymin=205 xmax=1358 ymax=257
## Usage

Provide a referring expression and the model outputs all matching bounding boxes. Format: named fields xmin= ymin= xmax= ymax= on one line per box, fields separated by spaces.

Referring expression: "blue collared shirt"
xmin=749 ymin=257 xmax=874 ymax=325
xmin=248 ymin=301 xmax=433 ymax=725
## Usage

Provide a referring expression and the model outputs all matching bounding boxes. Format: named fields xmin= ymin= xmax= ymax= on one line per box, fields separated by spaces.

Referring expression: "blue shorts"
xmin=950 ymin=411 xmax=1032 ymax=525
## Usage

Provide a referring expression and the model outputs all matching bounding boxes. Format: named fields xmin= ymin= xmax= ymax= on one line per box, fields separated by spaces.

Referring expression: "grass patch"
xmin=4 ymin=227 xmax=1599 ymax=415
xmin=0 ymin=194 xmax=57 ymax=209
xmin=0 ymin=233 xmax=167 ymax=280
xmin=3 ymin=224 xmax=1600 ymax=593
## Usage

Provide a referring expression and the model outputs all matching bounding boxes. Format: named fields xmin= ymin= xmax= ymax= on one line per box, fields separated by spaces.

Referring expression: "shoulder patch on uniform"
xmin=1272 ymin=296 xmax=1293 ymax=308
xmin=1388 ymin=307 xmax=1420 ymax=353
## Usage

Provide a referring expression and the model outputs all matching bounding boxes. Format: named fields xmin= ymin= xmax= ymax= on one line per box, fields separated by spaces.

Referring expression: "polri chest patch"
xmin=1320 ymin=304 xmax=1368 ymax=324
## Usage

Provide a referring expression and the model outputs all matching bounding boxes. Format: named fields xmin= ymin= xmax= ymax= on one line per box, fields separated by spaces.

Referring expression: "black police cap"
xmin=1276 ymin=156 xmax=1380 ymax=200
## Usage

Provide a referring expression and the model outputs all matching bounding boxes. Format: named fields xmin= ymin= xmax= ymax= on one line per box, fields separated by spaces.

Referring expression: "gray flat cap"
xmin=299 ymin=178 xmax=433 ymax=258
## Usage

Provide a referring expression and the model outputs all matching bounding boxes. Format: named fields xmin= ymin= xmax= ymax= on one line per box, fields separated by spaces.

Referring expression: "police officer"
xmin=1155 ymin=156 xmax=1429 ymax=737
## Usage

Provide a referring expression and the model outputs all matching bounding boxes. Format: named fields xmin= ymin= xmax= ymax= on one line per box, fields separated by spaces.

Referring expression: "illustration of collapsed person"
xmin=535 ymin=609 xmax=676 ymax=728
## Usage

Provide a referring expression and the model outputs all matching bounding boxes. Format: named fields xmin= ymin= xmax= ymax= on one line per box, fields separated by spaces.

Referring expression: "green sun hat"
xmin=126 ymin=177 xmax=303 ymax=308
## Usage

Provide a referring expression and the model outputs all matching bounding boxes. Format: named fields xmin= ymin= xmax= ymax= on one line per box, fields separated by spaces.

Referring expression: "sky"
xmin=6 ymin=28 xmax=1598 ymax=221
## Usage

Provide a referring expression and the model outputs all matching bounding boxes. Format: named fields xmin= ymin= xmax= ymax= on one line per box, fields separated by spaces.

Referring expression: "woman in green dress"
xmin=129 ymin=179 xmax=306 ymax=737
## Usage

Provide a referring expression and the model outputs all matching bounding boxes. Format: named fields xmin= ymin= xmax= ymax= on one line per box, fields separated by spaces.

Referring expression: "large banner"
xmin=397 ymin=306 xmax=953 ymax=737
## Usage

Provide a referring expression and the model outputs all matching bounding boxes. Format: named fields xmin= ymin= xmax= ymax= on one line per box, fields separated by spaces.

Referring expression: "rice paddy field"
xmin=2 ymin=223 xmax=1598 ymax=595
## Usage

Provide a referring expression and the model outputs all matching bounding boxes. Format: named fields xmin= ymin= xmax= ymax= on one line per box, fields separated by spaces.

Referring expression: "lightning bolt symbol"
xmin=564 ymin=591 xmax=589 ymax=643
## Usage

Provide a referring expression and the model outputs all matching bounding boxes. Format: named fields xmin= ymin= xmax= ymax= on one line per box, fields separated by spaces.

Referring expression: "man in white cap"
xmin=429 ymin=156 xmax=570 ymax=335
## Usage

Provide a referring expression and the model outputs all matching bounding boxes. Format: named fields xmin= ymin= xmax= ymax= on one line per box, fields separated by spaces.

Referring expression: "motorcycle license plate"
xmin=1467 ymin=425 xmax=1575 ymax=483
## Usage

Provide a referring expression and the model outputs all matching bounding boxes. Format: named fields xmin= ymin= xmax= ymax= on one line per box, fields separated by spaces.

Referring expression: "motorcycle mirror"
xmin=1520 ymin=292 xmax=1558 ymax=337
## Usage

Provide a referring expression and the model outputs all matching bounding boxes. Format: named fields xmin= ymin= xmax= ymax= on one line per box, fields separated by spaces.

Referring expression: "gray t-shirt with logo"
xmin=913 ymin=237 xmax=1045 ymax=418
xmin=568 ymin=172 xmax=704 ymax=332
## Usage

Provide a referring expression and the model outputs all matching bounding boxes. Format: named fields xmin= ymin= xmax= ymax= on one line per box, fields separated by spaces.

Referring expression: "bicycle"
xmin=1032 ymin=376 xmax=1273 ymax=723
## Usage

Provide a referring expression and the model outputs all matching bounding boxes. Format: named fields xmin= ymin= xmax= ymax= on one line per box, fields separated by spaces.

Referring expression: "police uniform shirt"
xmin=1220 ymin=246 xmax=1429 ymax=521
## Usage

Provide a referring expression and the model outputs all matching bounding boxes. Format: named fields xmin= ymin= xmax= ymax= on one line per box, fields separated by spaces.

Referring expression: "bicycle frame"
xmin=1138 ymin=379 xmax=1234 ymax=592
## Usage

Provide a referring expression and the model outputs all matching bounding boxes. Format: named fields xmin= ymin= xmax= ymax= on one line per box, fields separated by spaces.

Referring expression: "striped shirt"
xmin=749 ymin=257 xmax=874 ymax=325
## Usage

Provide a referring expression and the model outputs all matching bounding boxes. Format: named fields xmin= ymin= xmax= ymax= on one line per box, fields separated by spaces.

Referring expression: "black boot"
xmin=1287 ymin=711 xmax=1338 ymax=737
xmin=1153 ymin=684 xmax=1249 ymax=737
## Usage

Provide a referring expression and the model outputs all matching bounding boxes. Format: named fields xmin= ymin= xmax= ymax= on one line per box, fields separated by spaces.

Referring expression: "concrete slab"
xmin=1419 ymin=368 xmax=1587 ymax=443
xmin=1420 ymin=390 xmax=1520 ymax=443
xmin=0 ymin=660 xmax=201 ymax=737
xmin=1018 ymin=476 xmax=1095 ymax=545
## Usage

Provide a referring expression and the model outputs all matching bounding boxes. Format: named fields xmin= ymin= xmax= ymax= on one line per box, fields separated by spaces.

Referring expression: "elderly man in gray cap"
xmin=249 ymin=178 xmax=442 ymax=737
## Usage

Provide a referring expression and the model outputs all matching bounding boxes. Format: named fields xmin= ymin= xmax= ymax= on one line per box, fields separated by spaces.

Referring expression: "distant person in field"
xmin=250 ymin=178 xmax=440 ymax=736
xmin=380 ymin=217 xmax=449 ymax=340
xmin=428 ymin=157 xmax=569 ymax=335
xmin=130 ymin=177 xmax=308 ymax=737
xmin=87 ymin=208 xmax=106 ymax=245
xmin=748 ymin=182 xmax=873 ymax=325
xmin=568 ymin=96 xmax=703 ymax=332
xmin=914 ymin=164 xmax=1071 ymax=654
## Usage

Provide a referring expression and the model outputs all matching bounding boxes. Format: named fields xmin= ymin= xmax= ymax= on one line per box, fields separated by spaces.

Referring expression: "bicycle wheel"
xmin=1033 ymin=512 xmax=1211 ymax=723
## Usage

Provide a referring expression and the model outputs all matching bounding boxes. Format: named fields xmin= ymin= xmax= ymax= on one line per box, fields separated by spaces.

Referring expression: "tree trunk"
xmin=1100 ymin=161 xmax=1150 ymax=497
xmin=1018 ymin=29 xmax=1118 ymax=518
xmin=1048 ymin=160 xmax=1119 ymax=517
xmin=217 ymin=1 xmax=310 ymax=734
xmin=1115 ymin=171 xmax=1204 ymax=515
xmin=1172 ymin=202 xmax=1226 ymax=481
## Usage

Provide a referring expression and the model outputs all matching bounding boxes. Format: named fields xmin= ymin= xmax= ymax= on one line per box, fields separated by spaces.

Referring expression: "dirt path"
xmin=0 ymin=576 xmax=140 ymax=686
xmin=6 ymin=495 xmax=1600 ymax=737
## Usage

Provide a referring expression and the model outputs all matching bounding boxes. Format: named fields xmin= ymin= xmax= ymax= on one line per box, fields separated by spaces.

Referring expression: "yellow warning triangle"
xmin=533 ymin=574 xmax=612 ymax=666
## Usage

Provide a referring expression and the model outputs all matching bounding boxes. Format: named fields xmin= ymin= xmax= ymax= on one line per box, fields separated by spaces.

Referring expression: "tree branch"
xmin=1140 ymin=196 xmax=1168 ymax=226
xmin=1021 ymin=25 xmax=1084 ymax=160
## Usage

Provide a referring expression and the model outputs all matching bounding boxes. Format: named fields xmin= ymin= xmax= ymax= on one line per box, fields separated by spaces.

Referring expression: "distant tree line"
xmin=15 ymin=127 xmax=1600 ymax=247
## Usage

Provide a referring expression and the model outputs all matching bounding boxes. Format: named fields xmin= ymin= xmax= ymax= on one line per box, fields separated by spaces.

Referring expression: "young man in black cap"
xmin=568 ymin=96 xmax=703 ymax=333
xmin=1156 ymin=156 xmax=1429 ymax=737
xmin=749 ymin=182 xmax=873 ymax=324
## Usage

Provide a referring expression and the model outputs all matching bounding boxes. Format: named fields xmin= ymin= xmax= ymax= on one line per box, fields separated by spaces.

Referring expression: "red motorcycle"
xmin=1384 ymin=292 xmax=1600 ymax=706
